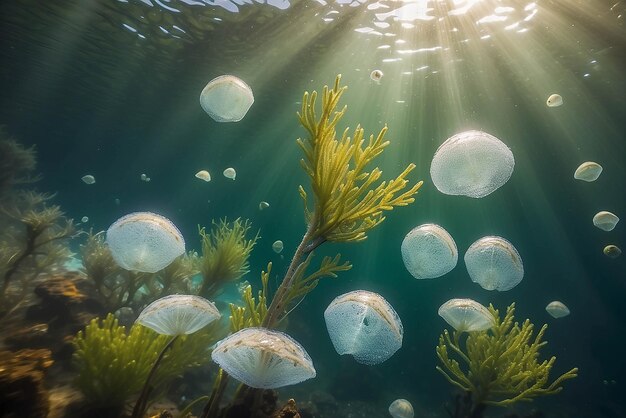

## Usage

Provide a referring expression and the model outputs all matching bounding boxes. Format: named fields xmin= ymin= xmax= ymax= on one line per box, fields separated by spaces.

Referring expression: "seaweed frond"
xmin=80 ymin=230 xmax=120 ymax=291
xmin=436 ymin=303 xmax=578 ymax=407
xmin=297 ymin=75 xmax=423 ymax=244
xmin=198 ymin=218 xmax=259 ymax=298
xmin=278 ymin=253 xmax=351 ymax=321
xmin=0 ymin=127 xmax=38 ymax=195
xmin=73 ymin=313 xmax=225 ymax=407
xmin=229 ymin=263 xmax=270 ymax=332
xmin=0 ymin=193 xmax=76 ymax=319
xmin=261 ymin=75 xmax=422 ymax=329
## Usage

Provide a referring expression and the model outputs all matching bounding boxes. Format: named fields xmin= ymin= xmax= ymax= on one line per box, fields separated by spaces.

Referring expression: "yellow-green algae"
xmin=436 ymin=303 xmax=578 ymax=408
xmin=262 ymin=74 xmax=423 ymax=328
xmin=197 ymin=218 xmax=258 ymax=298
xmin=73 ymin=313 xmax=224 ymax=407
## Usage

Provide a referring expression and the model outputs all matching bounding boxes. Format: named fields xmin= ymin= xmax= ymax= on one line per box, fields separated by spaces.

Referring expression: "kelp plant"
xmin=203 ymin=75 xmax=423 ymax=416
xmin=436 ymin=303 xmax=578 ymax=418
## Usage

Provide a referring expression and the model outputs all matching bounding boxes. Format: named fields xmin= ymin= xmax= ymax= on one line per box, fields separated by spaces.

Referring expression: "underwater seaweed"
xmin=0 ymin=130 xmax=77 ymax=322
xmin=0 ymin=126 xmax=37 ymax=196
xmin=436 ymin=303 xmax=578 ymax=418
xmin=197 ymin=218 xmax=259 ymax=298
xmin=72 ymin=313 xmax=225 ymax=411
xmin=0 ymin=192 xmax=76 ymax=322
xmin=262 ymin=74 xmax=422 ymax=329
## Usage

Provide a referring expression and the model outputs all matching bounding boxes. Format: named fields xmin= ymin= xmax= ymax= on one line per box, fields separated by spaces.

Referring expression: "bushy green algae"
xmin=436 ymin=303 xmax=578 ymax=414
xmin=197 ymin=218 xmax=258 ymax=298
xmin=73 ymin=313 xmax=224 ymax=407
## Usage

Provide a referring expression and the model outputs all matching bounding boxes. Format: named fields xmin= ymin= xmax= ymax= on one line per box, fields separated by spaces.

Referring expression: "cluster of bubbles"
xmin=402 ymin=130 xmax=524 ymax=294
xmin=103 ymin=212 xmax=409 ymax=393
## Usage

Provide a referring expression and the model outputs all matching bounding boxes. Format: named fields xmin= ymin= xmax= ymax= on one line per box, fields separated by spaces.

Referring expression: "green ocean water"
xmin=0 ymin=1 xmax=624 ymax=417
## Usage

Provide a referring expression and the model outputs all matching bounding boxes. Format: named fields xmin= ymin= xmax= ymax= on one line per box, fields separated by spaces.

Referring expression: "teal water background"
xmin=1 ymin=1 xmax=624 ymax=416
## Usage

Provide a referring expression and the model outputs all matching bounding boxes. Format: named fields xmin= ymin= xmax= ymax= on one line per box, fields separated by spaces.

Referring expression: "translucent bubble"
xmin=464 ymin=236 xmax=524 ymax=291
xmin=574 ymin=162 xmax=602 ymax=182
xmin=370 ymin=69 xmax=383 ymax=82
xmin=200 ymin=75 xmax=254 ymax=122
xmin=438 ymin=298 xmax=495 ymax=332
xmin=545 ymin=301 xmax=570 ymax=319
xmin=593 ymin=211 xmax=619 ymax=231
xmin=603 ymin=245 xmax=621 ymax=259
xmin=81 ymin=175 xmax=95 ymax=184
xmin=195 ymin=170 xmax=211 ymax=182
xmin=106 ymin=212 xmax=185 ymax=273
xmin=401 ymin=224 xmax=457 ymax=279
xmin=272 ymin=240 xmax=283 ymax=254
xmin=389 ymin=399 xmax=414 ymax=418
xmin=430 ymin=130 xmax=515 ymax=198
xmin=324 ymin=290 xmax=403 ymax=365
xmin=546 ymin=93 xmax=563 ymax=107
xmin=136 ymin=294 xmax=221 ymax=335
xmin=211 ymin=327 xmax=316 ymax=389
xmin=223 ymin=167 xmax=237 ymax=180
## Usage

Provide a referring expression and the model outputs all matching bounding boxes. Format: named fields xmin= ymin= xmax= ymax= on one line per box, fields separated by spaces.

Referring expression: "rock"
xmin=0 ymin=349 xmax=53 ymax=418
xmin=272 ymin=399 xmax=300 ymax=418
xmin=34 ymin=273 xmax=87 ymax=303
xmin=5 ymin=323 xmax=52 ymax=349
xmin=27 ymin=271 xmax=104 ymax=332
xmin=47 ymin=384 xmax=84 ymax=418
xmin=147 ymin=400 xmax=179 ymax=418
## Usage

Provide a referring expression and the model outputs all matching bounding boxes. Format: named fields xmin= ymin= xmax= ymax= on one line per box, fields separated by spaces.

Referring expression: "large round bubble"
xmin=438 ymin=298 xmax=495 ymax=332
xmin=200 ymin=75 xmax=254 ymax=122
xmin=106 ymin=212 xmax=185 ymax=273
xmin=464 ymin=236 xmax=524 ymax=291
xmin=593 ymin=211 xmax=619 ymax=231
xmin=430 ymin=130 xmax=515 ymax=198
xmin=136 ymin=295 xmax=220 ymax=336
xmin=545 ymin=301 xmax=570 ymax=319
xmin=389 ymin=399 xmax=414 ymax=418
xmin=324 ymin=290 xmax=403 ymax=365
xmin=401 ymin=224 xmax=458 ymax=279
xmin=211 ymin=327 xmax=316 ymax=389
xmin=574 ymin=162 xmax=602 ymax=182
